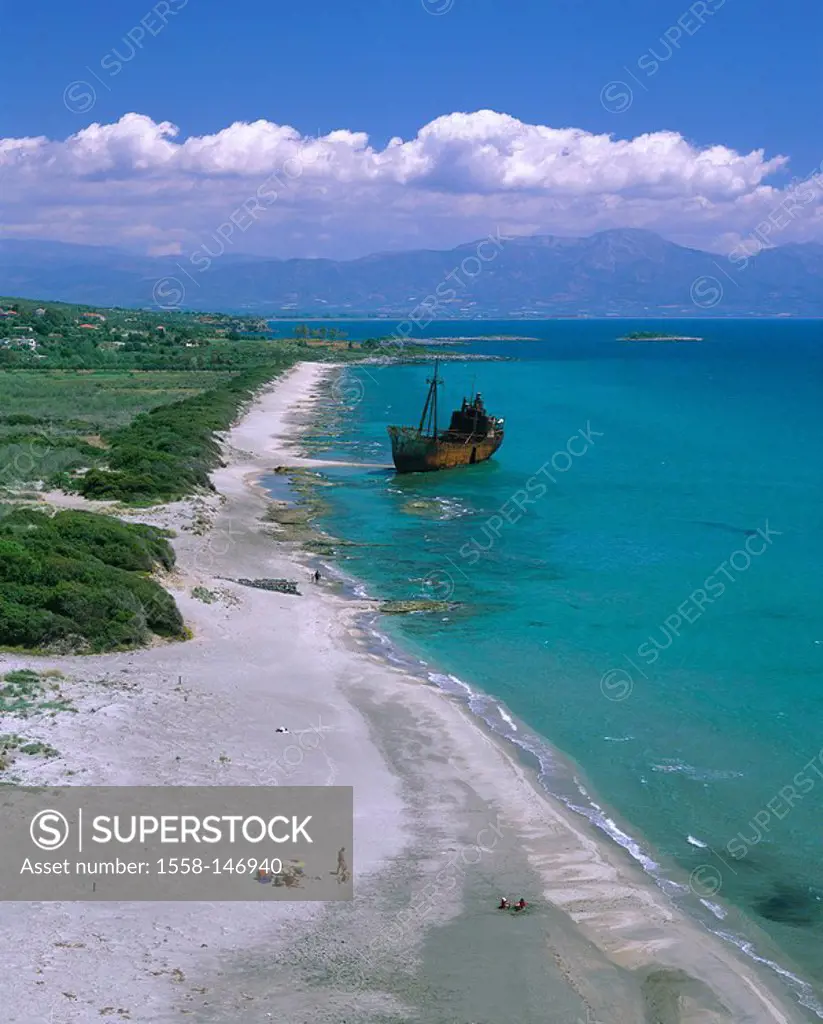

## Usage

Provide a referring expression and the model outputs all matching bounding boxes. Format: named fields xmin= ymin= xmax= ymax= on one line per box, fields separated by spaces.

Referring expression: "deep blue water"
xmin=272 ymin=319 xmax=823 ymax=1011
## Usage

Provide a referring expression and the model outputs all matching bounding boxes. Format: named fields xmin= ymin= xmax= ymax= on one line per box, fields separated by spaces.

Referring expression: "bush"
xmin=50 ymin=510 xmax=174 ymax=572
xmin=0 ymin=508 xmax=184 ymax=652
xmin=78 ymin=362 xmax=292 ymax=504
xmin=0 ymin=602 xmax=70 ymax=649
xmin=0 ymin=414 xmax=46 ymax=426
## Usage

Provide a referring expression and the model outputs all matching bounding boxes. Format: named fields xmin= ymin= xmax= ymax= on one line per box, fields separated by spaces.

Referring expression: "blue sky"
xmin=1 ymin=0 xmax=820 ymax=258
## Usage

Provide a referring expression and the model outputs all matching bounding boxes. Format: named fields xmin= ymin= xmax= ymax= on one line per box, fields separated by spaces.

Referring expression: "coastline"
xmin=0 ymin=362 xmax=815 ymax=1023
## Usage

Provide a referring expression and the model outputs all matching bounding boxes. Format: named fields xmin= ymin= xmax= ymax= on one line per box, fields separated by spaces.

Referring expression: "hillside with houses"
xmin=0 ymin=298 xmax=274 ymax=369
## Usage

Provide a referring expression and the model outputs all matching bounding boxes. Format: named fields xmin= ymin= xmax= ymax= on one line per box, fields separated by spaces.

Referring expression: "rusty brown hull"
xmin=388 ymin=426 xmax=504 ymax=473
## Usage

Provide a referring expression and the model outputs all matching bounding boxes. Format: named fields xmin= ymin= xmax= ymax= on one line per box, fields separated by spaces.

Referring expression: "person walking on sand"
xmin=313 ymin=570 xmax=321 ymax=583
xmin=335 ymin=846 xmax=348 ymax=882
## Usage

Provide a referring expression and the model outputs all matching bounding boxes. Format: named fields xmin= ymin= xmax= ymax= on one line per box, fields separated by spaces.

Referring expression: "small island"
xmin=619 ymin=331 xmax=704 ymax=342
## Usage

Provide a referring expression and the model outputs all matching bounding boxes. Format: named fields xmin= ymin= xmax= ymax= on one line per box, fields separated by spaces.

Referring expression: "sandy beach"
xmin=0 ymin=362 xmax=813 ymax=1024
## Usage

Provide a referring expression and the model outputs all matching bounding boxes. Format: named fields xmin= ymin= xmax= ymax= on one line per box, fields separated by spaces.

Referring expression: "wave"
xmin=497 ymin=706 xmax=518 ymax=732
xmin=358 ymin=617 xmax=823 ymax=1020
xmin=650 ymin=759 xmax=744 ymax=782
xmin=280 ymin=426 xmax=823 ymax=1019
xmin=715 ymin=931 xmax=823 ymax=1019
xmin=433 ymin=496 xmax=474 ymax=520
xmin=686 ymin=835 xmax=708 ymax=848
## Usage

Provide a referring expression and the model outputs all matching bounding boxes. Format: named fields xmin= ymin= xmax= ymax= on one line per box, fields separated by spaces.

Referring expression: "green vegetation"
xmin=192 ymin=586 xmax=217 ymax=604
xmin=8 ymin=737 xmax=60 ymax=757
xmin=0 ymin=296 xmax=424 ymax=654
xmin=0 ymin=669 xmax=74 ymax=775
xmin=0 ymin=733 xmax=60 ymax=773
xmin=619 ymin=331 xmax=703 ymax=341
xmin=0 ymin=370 xmax=236 ymax=489
xmin=77 ymin=362 xmax=293 ymax=503
xmin=0 ymin=368 xmax=234 ymax=426
xmin=0 ymin=668 xmax=75 ymax=717
xmin=0 ymin=302 xmax=384 ymax=498
xmin=623 ymin=331 xmax=674 ymax=339
xmin=0 ymin=508 xmax=184 ymax=652
xmin=0 ymin=296 xmax=275 ymax=370
xmin=292 ymin=324 xmax=347 ymax=341
xmin=0 ymin=298 xmax=387 ymax=370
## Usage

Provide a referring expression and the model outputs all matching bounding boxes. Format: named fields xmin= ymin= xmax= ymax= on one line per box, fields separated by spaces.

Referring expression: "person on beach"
xmin=335 ymin=846 xmax=349 ymax=882
xmin=313 ymin=570 xmax=321 ymax=583
xmin=497 ymin=897 xmax=510 ymax=909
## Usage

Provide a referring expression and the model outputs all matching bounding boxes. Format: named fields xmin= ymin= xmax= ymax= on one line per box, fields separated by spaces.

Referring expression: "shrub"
xmin=49 ymin=510 xmax=174 ymax=572
xmin=77 ymin=362 xmax=292 ymax=504
xmin=1 ymin=414 xmax=46 ymax=426
xmin=0 ymin=508 xmax=184 ymax=652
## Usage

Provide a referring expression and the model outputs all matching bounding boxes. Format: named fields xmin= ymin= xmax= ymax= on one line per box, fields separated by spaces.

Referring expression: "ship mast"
xmin=417 ymin=360 xmax=441 ymax=436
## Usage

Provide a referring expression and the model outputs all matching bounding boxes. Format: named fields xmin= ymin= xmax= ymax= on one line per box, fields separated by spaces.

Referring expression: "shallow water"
xmin=270 ymin=318 xmax=823 ymax=1012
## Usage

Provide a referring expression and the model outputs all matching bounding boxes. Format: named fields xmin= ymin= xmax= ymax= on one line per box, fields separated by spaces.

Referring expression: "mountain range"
xmin=2 ymin=230 xmax=822 ymax=317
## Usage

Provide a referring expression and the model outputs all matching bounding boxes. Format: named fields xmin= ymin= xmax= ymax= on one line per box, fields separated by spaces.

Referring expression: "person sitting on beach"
xmin=513 ymin=898 xmax=528 ymax=912
xmin=497 ymin=897 xmax=510 ymax=910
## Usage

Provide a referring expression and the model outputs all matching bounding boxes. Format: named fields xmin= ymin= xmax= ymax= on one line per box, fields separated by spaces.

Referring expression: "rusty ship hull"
xmin=387 ymin=362 xmax=505 ymax=474
xmin=388 ymin=426 xmax=504 ymax=473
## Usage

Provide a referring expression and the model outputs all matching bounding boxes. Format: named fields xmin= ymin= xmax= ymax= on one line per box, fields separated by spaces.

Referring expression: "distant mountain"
xmin=2 ymin=230 xmax=822 ymax=316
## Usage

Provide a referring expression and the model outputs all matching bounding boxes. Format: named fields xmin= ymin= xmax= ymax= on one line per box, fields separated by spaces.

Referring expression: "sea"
xmin=266 ymin=318 xmax=823 ymax=1015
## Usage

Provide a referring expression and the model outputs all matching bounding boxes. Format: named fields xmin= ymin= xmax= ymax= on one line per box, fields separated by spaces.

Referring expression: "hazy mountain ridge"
xmin=1 ymin=230 xmax=822 ymax=315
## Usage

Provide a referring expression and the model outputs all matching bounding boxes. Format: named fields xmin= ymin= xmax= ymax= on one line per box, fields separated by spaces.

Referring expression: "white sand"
xmin=0 ymin=362 xmax=813 ymax=1023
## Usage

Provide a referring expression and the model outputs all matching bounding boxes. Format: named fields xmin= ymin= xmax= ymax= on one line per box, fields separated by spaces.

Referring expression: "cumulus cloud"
xmin=1 ymin=110 xmax=819 ymax=258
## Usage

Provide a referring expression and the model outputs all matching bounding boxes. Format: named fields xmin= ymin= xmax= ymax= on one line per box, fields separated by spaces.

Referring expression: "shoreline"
xmin=278 ymin=364 xmax=822 ymax=1021
xmin=308 ymin=496 xmax=823 ymax=1023
xmin=0 ymin=361 xmax=815 ymax=1023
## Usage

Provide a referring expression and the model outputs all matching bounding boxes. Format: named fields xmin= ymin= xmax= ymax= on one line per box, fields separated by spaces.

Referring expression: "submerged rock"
xmin=263 ymin=498 xmax=329 ymax=524
xmin=302 ymin=540 xmax=337 ymax=555
xmin=228 ymin=578 xmax=301 ymax=596
xmin=265 ymin=505 xmax=312 ymax=525
xmin=379 ymin=599 xmax=454 ymax=615
xmin=754 ymin=884 xmax=820 ymax=926
xmin=401 ymin=499 xmax=443 ymax=518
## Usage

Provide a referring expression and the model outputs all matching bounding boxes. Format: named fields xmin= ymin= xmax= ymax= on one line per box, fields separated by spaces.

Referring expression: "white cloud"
xmin=0 ymin=110 xmax=819 ymax=258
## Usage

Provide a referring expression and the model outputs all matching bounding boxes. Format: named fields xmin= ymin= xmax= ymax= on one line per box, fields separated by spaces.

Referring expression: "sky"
xmin=1 ymin=0 xmax=821 ymax=259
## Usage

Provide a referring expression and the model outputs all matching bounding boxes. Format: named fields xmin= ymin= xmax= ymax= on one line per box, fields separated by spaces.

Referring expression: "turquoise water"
xmin=284 ymin=320 xmax=823 ymax=1010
